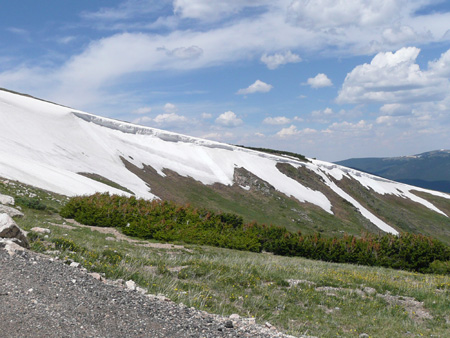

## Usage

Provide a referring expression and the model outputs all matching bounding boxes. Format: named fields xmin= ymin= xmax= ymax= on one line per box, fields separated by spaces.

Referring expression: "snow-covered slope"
xmin=1 ymin=89 xmax=449 ymax=235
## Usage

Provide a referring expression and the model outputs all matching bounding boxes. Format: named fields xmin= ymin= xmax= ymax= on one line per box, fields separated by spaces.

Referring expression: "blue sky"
xmin=1 ymin=0 xmax=450 ymax=161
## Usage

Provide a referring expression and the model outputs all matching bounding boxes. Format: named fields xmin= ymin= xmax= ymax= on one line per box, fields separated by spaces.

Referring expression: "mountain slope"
xmin=336 ymin=150 xmax=450 ymax=193
xmin=1 ymin=89 xmax=450 ymax=241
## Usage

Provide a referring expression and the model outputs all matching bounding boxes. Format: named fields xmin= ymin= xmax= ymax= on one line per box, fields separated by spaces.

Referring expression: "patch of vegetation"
xmin=60 ymin=192 xmax=450 ymax=274
xmin=0 ymin=177 xmax=68 ymax=212
xmin=25 ymin=227 xmax=450 ymax=338
xmin=235 ymin=145 xmax=309 ymax=162
xmin=7 ymin=177 xmax=449 ymax=338
xmin=77 ymin=172 xmax=134 ymax=194
xmin=15 ymin=196 xmax=48 ymax=211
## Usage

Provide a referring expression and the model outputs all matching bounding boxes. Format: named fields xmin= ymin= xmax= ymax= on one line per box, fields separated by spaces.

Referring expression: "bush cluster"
xmin=60 ymin=193 xmax=450 ymax=273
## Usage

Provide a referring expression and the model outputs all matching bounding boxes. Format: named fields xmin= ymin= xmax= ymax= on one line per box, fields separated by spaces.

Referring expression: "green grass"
xmin=4 ymin=178 xmax=450 ymax=337
xmin=77 ymin=172 xmax=134 ymax=194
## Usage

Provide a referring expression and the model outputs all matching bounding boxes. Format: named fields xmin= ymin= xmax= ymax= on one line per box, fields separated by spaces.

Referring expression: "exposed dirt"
xmin=52 ymin=219 xmax=189 ymax=251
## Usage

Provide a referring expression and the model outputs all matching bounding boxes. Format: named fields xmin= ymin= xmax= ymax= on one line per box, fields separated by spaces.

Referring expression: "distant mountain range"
xmin=1 ymin=88 xmax=450 ymax=244
xmin=336 ymin=150 xmax=450 ymax=193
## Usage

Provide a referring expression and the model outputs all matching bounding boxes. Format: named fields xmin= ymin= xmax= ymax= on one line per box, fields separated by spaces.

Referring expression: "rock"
xmin=125 ymin=280 xmax=136 ymax=291
xmin=70 ymin=262 xmax=80 ymax=268
xmin=89 ymin=272 xmax=102 ymax=281
xmin=0 ymin=213 xmax=29 ymax=248
xmin=0 ymin=238 xmax=27 ymax=256
xmin=363 ymin=287 xmax=376 ymax=295
xmin=244 ymin=317 xmax=256 ymax=325
xmin=105 ymin=236 xmax=116 ymax=241
xmin=359 ymin=334 xmax=369 ymax=338
xmin=230 ymin=313 xmax=240 ymax=320
xmin=31 ymin=227 xmax=51 ymax=234
xmin=0 ymin=205 xmax=24 ymax=218
xmin=136 ymin=286 xmax=147 ymax=294
xmin=224 ymin=320 xmax=234 ymax=328
xmin=0 ymin=194 xmax=14 ymax=205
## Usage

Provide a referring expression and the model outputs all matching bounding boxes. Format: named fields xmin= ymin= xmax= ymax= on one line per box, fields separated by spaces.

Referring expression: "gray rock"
xmin=0 ymin=205 xmax=24 ymax=218
xmin=0 ymin=194 xmax=14 ymax=206
xmin=125 ymin=280 xmax=136 ymax=291
xmin=0 ymin=213 xmax=29 ymax=248
xmin=31 ymin=227 xmax=51 ymax=234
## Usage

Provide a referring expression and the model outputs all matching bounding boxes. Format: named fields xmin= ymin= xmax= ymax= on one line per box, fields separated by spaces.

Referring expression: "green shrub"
xmin=52 ymin=237 xmax=83 ymax=252
xmin=15 ymin=196 xmax=47 ymax=210
xmin=59 ymin=193 xmax=450 ymax=274
xmin=429 ymin=260 xmax=450 ymax=275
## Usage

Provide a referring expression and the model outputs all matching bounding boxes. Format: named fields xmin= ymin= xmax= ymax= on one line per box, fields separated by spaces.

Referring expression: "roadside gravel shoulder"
xmin=0 ymin=248 xmax=299 ymax=338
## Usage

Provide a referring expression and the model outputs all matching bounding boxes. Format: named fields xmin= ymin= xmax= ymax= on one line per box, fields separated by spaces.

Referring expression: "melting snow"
xmin=1 ymin=89 xmax=449 ymax=234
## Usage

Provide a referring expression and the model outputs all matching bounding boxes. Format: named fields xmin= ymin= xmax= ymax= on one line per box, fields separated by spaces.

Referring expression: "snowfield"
xmin=1 ymin=89 xmax=449 ymax=235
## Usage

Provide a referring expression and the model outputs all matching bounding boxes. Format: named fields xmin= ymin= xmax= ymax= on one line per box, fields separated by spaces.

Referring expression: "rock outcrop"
xmin=0 ymin=194 xmax=15 ymax=205
xmin=0 ymin=213 xmax=30 ymax=250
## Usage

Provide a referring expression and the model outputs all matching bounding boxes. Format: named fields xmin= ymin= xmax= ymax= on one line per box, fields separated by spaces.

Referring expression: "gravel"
xmin=0 ymin=248 xmax=298 ymax=338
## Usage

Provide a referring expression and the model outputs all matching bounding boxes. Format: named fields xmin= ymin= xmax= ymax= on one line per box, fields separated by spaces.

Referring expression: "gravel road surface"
xmin=0 ymin=247 xmax=298 ymax=338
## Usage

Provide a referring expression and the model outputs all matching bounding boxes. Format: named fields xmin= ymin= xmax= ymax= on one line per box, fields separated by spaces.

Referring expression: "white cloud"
xmin=263 ymin=116 xmax=290 ymax=125
xmin=237 ymin=80 xmax=273 ymax=95
xmin=215 ymin=111 xmax=243 ymax=127
xmin=325 ymin=120 xmax=373 ymax=134
xmin=261 ymin=50 xmax=301 ymax=70
xmin=312 ymin=107 xmax=333 ymax=116
xmin=276 ymin=125 xmax=300 ymax=137
xmin=287 ymin=0 xmax=405 ymax=29
xmin=160 ymin=45 xmax=204 ymax=59
xmin=202 ymin=131 xmax=234 ymax=141
xmin=164 ymin=103 xmax=178 ymax=113
xmin=3 ymin=1 xmax=450 ymax=111
xmin=306 ymin=73 xmax=333 ymax=89
xmin=154 ymin=112 xmax=187 ymax=124
xmin=173 ymin=0 xmax=271 ymax=22
xmin=132 ymin=116 xmax=153 ymax=125
xmin=132 ymin=106 xmax=152 ymax=114
xmin=379 ymin=103 xmax=410 ymax=116
xmin=201 ymin=112 xmax=212 ymax=119
xmin=337 ymin=47 xmax=450 ymax=104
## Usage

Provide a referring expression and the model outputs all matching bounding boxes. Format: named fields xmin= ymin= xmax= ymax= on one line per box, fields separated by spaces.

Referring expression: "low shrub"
xmin=60 ymin=193 xmax=450 ymax=274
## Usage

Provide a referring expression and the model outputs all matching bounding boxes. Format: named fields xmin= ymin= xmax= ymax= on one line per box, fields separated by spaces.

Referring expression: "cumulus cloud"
xmin=379 ymin=103 xmax=410 ymax=116
xmin=215 ymin=111 xmax=243 ymax=127
xmin=132 ymin=116 xmax=153 ymax=125
xmin=276 ymin=125 xmax=317 ymax=137
xmin=164 ymin=103 xmax=178 ymax=113
xmin=276 ymin=125 xmax=300 ymax=137
xmin=160 ymin=45 xmax=204 ymax=59
xmin=237 ymin=80 xmax=273 ymax=95
xmin=202 ymin=131 xmax=234 ymax=141
xmin=173 ymin=0 xmax=271 ymax=22
xmin=311 ymin=107 xmax=333 ymax=117
xmin=263 ymin=116 xmax=290 ymax=125
xmin=306 ymin=73 xmax=333 ymax=89
xmin=325 ymin=120 xmax=373 ymax=134
xmin=3 ymin=0 xmax=450 ymax=112
xmin=201 ymin=112 xmax=212 ymax=119
xmin=261 ymin=50 xmax=301 ymax=70
xmin=287 ymin=0 xmax=404 ymax=29
xmin=132 ymin=106 xmax=152 ymax=114
xmin=337 ymin=47 xmax=450 ymax=104
xmin=154 ymin=112 xmax=187 ymax=124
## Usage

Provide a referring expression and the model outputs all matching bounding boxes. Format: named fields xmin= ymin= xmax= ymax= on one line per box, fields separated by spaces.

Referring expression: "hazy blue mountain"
xmin=336 ymin=150 xmax=450 ymax=193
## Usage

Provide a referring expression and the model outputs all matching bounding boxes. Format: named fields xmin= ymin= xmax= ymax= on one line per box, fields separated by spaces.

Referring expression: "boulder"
xmin=0 ymin=194 xmax=15 ymax=205
xmin=0 ymin=213 xmax=29 ymax=249
xmin=0 ymin=204 xmax=24 ymax=218
xmin=31 ymin=227 xmax=51 ymax=234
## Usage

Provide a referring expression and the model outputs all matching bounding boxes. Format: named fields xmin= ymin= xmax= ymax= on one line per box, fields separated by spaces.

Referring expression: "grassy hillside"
xmin=2 ymin=178 xmax=450 ymax=337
